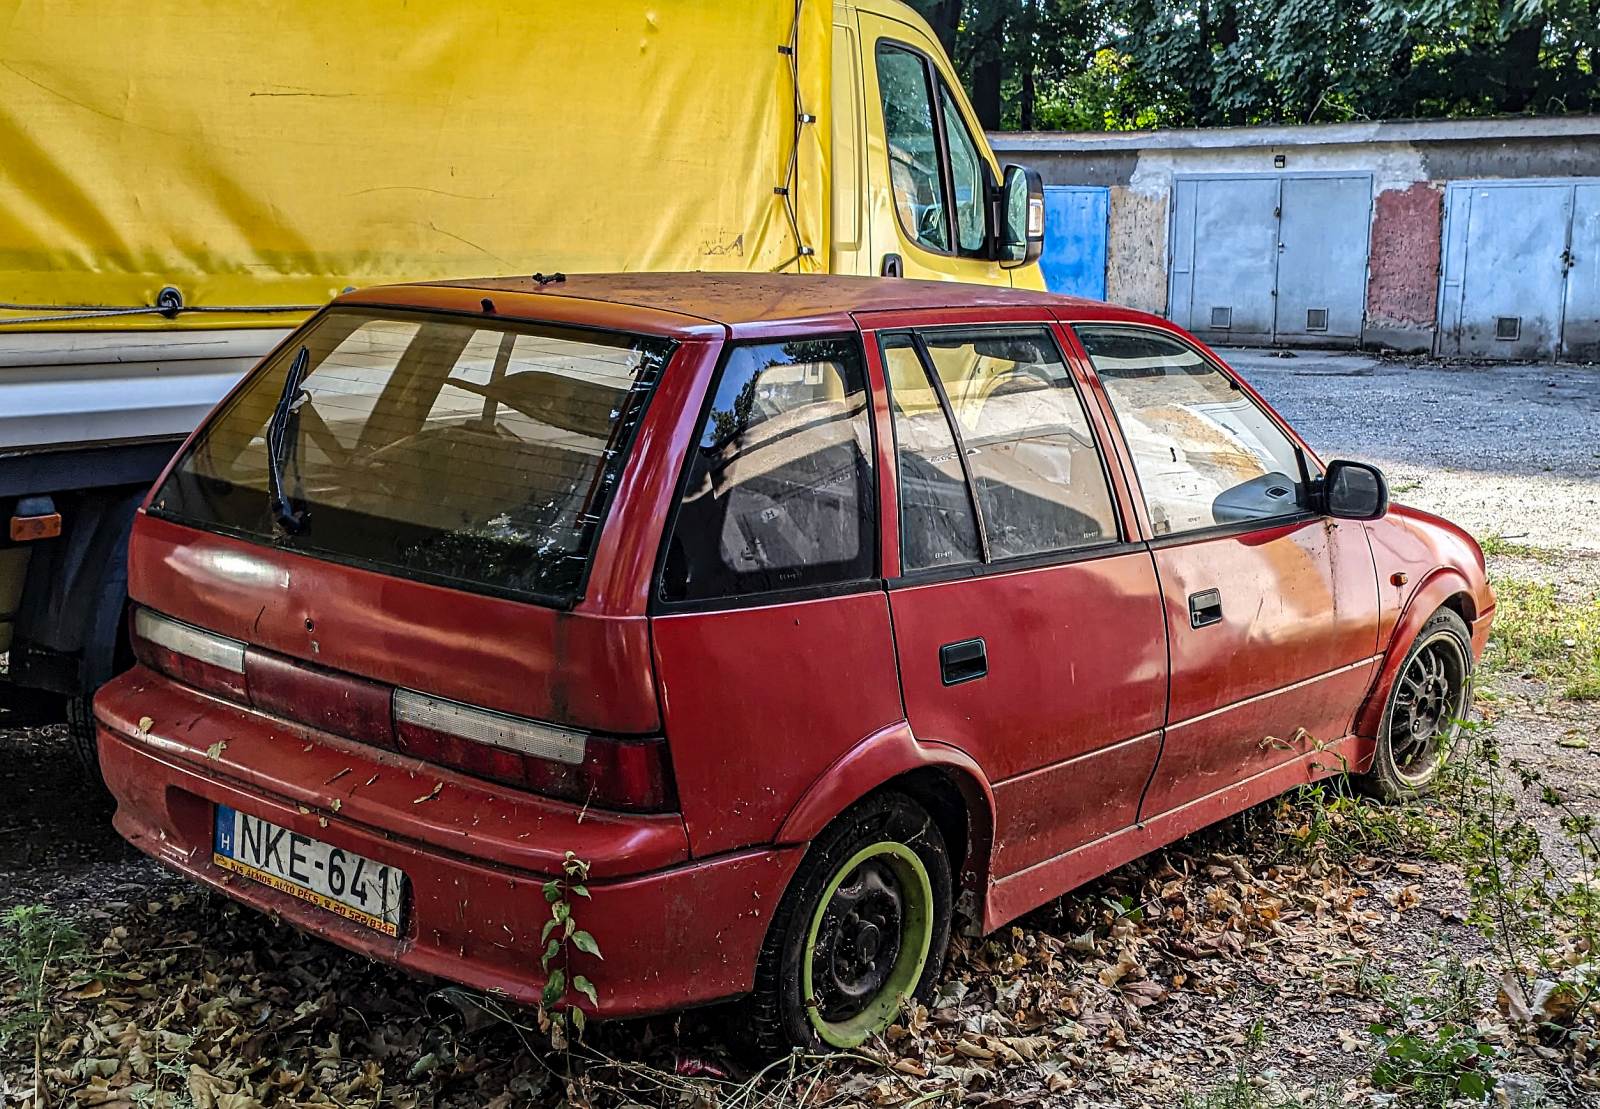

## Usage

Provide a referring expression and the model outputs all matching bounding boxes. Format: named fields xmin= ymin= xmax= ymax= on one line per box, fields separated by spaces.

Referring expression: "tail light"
xmin=393 ymin=690 xmax=675 ymax=812
xmin=131 ymin=607 xmax=248 ymax=701
xmin=129 ymin=606 xmax=676 ymax=813
xmin=246 ymin=648 xmax=395 ymax=748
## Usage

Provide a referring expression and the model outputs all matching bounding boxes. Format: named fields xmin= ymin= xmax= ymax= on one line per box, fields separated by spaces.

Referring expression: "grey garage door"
xmin=1439 ymin=179 xmax=1600 ymax=361
xmin=1168 ymin=174 xmax=1373 ymax=347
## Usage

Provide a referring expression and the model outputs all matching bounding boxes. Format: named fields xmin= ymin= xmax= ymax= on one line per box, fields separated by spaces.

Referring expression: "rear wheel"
xmin=1363 ymin=608 xmax=1472 ymax=800
xmin=749 ymin=793 xmax=952 ymax=1053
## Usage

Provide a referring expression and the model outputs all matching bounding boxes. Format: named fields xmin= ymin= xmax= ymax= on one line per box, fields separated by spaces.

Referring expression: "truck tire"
xmin=65 ymin=693 xmax=106 ymax=788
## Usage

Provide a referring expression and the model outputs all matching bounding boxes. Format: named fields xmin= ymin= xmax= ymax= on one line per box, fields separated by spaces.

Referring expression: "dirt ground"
xmin=2 ymin=352 xmax=1598 ymax=1108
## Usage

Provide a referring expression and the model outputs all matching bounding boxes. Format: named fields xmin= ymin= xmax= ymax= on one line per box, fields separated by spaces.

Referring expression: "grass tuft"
xmin=1483 ymin=576 xmax=1600 ymax=700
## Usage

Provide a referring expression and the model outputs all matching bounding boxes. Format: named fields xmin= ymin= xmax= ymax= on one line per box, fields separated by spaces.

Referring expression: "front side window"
xmin=939 ymin=86 xmax=987 ymax=254
xmin=152 ymin=308 xmax=672 ymax=605
xmin=875 ymin=43 xmax=950 ymax=253
xmin=1076 ymin=326 xmax=1305 ymax=536
xmin=660 ymin=338 xmax=875 ymax=603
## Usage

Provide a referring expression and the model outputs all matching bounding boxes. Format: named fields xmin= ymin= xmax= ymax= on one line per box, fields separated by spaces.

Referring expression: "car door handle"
xmin=939 ymin=637 xmax=987 ymax=685
xmin=881 ymin=253 xmax=903 ymax=278
xmin=1189 ymin=589 xmax=1223 ymax=628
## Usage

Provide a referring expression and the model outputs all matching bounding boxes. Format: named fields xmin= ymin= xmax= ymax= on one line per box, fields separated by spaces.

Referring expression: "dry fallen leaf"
xmin=1099 ymin=952 xmax=1140 ymax=987
xmin=413 ymin=782 xmax=443 ymax=804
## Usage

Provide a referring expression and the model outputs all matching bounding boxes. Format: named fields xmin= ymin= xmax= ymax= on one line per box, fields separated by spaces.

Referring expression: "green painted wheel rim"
xmin=801 ymin=840 xmax=933 ymax=1048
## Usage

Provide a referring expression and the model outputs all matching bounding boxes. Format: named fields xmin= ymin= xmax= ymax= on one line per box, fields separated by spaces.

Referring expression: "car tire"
xmin=748 ymin=792 xmax=952 ymax=1054
xmin=1362 ymin=607 xmax=1473 ymax=801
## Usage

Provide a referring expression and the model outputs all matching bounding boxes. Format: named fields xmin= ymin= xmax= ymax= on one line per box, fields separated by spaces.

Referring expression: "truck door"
xmin=856 ymin=11 xmax=1010 ymax=286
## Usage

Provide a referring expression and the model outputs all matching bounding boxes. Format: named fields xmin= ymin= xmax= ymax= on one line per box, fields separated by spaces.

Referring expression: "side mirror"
xmin=1322 ymin=460 xmax=1389 ymax=520
xmin=997 ymin=164 xmax=1045 ymax=267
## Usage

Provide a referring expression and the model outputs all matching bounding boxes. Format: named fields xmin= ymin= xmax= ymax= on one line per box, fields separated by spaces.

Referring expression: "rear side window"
xmin=1075 ymin=326 xmax=1305 ymax=536
xmin=882 ymin=334 xmax=981 ymax=571
xmin=151 ymin=308 xmax=672 ymax=605
xmin=886 ymin=327 xmax=1118 ymax=569
xmin=660 ymin=338 xmax=875 ymax=603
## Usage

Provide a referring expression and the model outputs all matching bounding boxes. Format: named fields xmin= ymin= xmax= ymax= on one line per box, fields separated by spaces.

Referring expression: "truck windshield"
xmin=150 ymin=308 xmax=673 ymax=606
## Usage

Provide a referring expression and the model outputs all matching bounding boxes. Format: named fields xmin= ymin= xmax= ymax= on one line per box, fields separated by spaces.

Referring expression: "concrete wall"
xmin=991 ymin=116 xmax=1600 ymax=355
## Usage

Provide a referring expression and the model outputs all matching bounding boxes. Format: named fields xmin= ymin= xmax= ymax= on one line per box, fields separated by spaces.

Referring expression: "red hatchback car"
xmin=97 ymin=274 xmax=1493 ymax=1051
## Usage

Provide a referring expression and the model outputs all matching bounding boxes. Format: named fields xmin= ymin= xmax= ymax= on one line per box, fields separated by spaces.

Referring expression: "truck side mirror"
xmin=1322 ymin=460 xmax=1390 ymax=520
xmin=997 ymin=164 xmax=1045 ymax=267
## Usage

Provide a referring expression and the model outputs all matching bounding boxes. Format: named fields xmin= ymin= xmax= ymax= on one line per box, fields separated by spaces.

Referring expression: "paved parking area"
xmin=1225 ymin=349 xmax=1600 ymax=551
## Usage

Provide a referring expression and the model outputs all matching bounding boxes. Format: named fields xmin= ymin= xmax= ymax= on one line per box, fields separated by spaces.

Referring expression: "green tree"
xmin=903 ymin=0 xmax=1599 ymax=131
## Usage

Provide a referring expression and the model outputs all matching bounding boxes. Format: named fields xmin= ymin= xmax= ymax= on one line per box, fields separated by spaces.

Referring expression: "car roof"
xmin=337 ymin=271 xmax=1158 ymax=338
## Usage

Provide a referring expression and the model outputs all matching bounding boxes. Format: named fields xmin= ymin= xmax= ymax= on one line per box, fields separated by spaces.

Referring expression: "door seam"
xmin=1132 ymin=540 xmax=1170 ymax=824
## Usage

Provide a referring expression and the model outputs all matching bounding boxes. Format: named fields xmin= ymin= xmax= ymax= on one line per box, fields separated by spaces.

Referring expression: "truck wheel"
xmin=1362 ymin=608 xmax=1472 ymax=801
xmin=749 ymin=792 xmax=951 ymax=1054
xmin=65 ymin=694 xmax=107 ymax=789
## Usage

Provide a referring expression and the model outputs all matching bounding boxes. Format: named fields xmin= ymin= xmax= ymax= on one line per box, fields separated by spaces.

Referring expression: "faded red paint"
xmin=1367 ymin=183 xmax=1444 ymax=328
xmin=96 ymin=273 xmax=1493 ymax=1021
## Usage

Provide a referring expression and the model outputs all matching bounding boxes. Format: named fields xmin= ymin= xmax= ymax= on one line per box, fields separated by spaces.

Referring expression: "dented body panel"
xmin=98 ymin=273 xmax=1491 ymax=1020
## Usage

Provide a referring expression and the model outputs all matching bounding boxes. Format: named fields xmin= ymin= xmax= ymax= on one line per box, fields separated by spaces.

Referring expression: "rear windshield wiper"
xmin=265 ymin=344 xmax=312 ymax=535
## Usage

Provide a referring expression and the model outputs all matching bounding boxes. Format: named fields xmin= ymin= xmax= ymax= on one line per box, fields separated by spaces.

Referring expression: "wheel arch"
xmin=1354 ymin=568 xmax=1477 ymax=739
xmin=774 ymin=721 xmax=996 ymax=930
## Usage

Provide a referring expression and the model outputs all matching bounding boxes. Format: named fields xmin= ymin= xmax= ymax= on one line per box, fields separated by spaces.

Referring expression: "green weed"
xmin=0 ymin=904 xmax=85 ymax=1056
xmin=1181 ymin=1067 xmax=1339 ymax=1109
xmin=1477 ymin=535 xmax=1557 ymax=562
xmin=1274 ymin=779 xmax=1433 ymax=863
xmin=1482 ymin=576 xmax=1600 ymax=700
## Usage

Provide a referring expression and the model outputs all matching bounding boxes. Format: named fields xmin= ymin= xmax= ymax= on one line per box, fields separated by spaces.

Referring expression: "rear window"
xmin=151 ymin=308 xmax=674 ymax=606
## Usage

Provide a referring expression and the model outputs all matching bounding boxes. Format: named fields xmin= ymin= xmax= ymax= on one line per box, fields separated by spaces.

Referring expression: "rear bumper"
xmin=96 ymin=670 xmax=803 ymax=1019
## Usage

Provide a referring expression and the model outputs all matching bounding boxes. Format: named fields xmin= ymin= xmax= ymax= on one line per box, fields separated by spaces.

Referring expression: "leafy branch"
xmin=540 ymin=851 xmax=602 ymax=1046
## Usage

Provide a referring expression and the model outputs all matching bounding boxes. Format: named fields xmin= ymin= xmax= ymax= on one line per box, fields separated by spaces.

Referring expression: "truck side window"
xmin=939 ymin=85 xmax=986 ymax=255
xmin=660 ymin=338 xmax=876 ymax=603
xmin=875 ymin=43 xmax=950 ymax=253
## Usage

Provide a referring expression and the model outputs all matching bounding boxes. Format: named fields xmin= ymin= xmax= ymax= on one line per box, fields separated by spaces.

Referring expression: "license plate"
xmin=212 ymin=806 xmax=406 ymax=937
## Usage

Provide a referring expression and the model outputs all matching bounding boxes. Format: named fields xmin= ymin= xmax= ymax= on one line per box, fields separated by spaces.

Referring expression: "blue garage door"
xmin=1040 ymin=186 xmax=1108 ymax=299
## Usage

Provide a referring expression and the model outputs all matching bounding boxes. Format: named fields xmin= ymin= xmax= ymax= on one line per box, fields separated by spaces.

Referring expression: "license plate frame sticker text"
xmin=213 ymin=805 xmax=405 ymax=937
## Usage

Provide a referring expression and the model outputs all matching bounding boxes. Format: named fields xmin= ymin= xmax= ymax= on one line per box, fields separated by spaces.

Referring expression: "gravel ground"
xmin=1225 ymin=348 xmax=1600 ymax=552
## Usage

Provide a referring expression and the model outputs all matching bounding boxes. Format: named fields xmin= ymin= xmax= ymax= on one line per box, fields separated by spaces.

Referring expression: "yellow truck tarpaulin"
xmin=0 ymin=1 xmax=830 ymax=329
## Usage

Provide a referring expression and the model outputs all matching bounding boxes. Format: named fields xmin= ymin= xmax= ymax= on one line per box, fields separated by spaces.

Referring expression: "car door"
xmin=1069 ymin=324 xmax=1381 ymax=818
xmin=649 ymin=334 xmax=907 ymax=857
xmin=856 ymin=10 xmax=1010 ymax=285
xmin=865 ymin=313 xmax=1168 ymax=881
